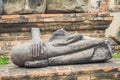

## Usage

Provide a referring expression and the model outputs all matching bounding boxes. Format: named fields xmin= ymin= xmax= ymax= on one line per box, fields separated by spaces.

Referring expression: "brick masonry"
xmin=0 ymin=13 xmax=113 ymax=55
xmin=0 ymin=59 xmax=120 ymax=80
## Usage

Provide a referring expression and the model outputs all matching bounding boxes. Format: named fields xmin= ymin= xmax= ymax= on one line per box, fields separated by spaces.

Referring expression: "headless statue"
xmin=11 ymin=28 xmax=113 ymax=68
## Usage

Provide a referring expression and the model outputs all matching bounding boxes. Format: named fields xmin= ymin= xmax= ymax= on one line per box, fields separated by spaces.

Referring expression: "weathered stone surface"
xmin=46 ymin=0 xmax=87 ymax=13
xmin=3 ymin=0 xmax=46 ymax=14
xmin=11 ymin=28 xmax=113 ymax=68
xmin=1 ymin=0 xmax=89 ymax=14
xmin=23 ymin=0 xmax=46 ymax=14
xmin=0 ymin=59 xmax=120 ymax=80
xmin=3 ymin=0 xmax=25 ymax=14
xmin=105 ymin=13 xmax=120 ymax=40
xmin=0 ymin=0 xmax=3 ymax=14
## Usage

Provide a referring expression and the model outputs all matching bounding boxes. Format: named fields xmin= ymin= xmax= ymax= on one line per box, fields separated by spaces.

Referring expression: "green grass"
xmin=0 ymin=55 xmax=9 ymax=65
xmin=112 ymin=53 xmax=120 ymax=58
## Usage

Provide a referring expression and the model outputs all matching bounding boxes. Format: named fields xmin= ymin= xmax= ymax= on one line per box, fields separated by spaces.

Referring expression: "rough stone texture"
xmin=10 ymin=28 xmax=113 ymax=68
xmin=0 ymin=0 xmax=3 ymax=14
xmin=3 ymin=0 xmax=46 ymax=14
xmin=0 ymin=13 xmax=113 ymax=55
xmin=0 ymin=0 xmax=90 ymax=14
xmin=0 ymin=59 xmax=120 ymax=80
xmin=46 ymin=0 xmax=87 ymax=13
xmin=3 ymin=0 xmax=25 ymax=14
xmin=2 ymin=0 xmax=88 ymax=14
xmin=105 ymin=13 xmax=120 ymax=40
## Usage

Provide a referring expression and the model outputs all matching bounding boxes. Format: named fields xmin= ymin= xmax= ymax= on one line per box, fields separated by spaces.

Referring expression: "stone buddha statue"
xmin=11 ymin=28 xmax=113 ymax=68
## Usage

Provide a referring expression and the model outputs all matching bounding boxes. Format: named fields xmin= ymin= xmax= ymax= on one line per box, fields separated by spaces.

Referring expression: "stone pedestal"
xmin=0 ymin=59 xmax=120 ymax=80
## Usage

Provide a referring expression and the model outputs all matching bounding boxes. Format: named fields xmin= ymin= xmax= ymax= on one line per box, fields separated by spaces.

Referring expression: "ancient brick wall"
xmin=0 ymin=13 xmax=113 ymax=55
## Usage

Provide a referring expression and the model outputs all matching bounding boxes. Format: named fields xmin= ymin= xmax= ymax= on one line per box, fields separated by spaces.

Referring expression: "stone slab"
xmin=0 ymin=59 xmax=120 ymax=80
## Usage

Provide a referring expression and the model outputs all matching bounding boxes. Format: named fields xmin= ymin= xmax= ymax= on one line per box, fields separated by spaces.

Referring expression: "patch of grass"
xmin=112 ymin=53 xmax=120 ymax=58
xmin=0 ymin=55 xmax=9 ymax=65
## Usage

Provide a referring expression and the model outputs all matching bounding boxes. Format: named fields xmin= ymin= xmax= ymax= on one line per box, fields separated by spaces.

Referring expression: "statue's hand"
xmin=31 ymin=40 xmax=44 ymax=58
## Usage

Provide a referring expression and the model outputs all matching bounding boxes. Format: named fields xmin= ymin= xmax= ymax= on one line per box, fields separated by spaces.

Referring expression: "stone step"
xmin=0 ymin=36 xmax=32 ymax=41
xmin=0 ymin=13 xmax=113 ymax=23
xmin=0 ymin=59 xmax=120 ymax=80
xmin=0 ymin=24 xmax=109 ymax=33
xmin=1 ymin=30 xmax=105 ymax=40
xmin=0 ymin=41 xmax=28 ymax=47
xmin=0 ymin=50 xmax=11 ymax=55
xmin=0 ymin=32 xmax=31 ymax=37
xmin=0 ymin=30 xmax=104 ymax=41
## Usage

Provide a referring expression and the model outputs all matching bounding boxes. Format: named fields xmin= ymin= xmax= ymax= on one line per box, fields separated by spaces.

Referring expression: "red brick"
xmin=41 ymin=14 xmax=63 ymax=17
xmin=0 ymin=76 xmax=2 ymax=80
xmin=103 ymin=68 xmax=113 ymax=72
xmin=0 ymin=37 xmax=15 ymax=41
xmin=36 ymin=23 xmax=44 ymax=26
xmin=118 ymin=68 xmax=120 ymax=71
xmin=21 ymin=28 xmax=30 ymax=31
xmin=77 ymin=76 xmax=90 ymax=80
xmin=57 ymin=70 xmax=71 ymax=76
xmin=104 ymin=17 xmax=113 ymax=21
xmin=0 ymin=42 xmax=5 ymax=46
xmin=91 ymin=76 xmax=97 ymax=80
xmin=2 ymin=15 xmax=19 ymax=19
xmin=0 ymin=13 xmax=112 ymax=24
xmin=0 ymin=33 xmax=9 ymax=37
xmin=29 ymin=71 xmax=54 ymax=78
xmin=58 ymin=79 xmax=66 ymax=80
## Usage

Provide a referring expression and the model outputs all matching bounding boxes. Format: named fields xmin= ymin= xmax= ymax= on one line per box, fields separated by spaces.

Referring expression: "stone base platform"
xmin=0 ymin=59 xmax=120 ymax=80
